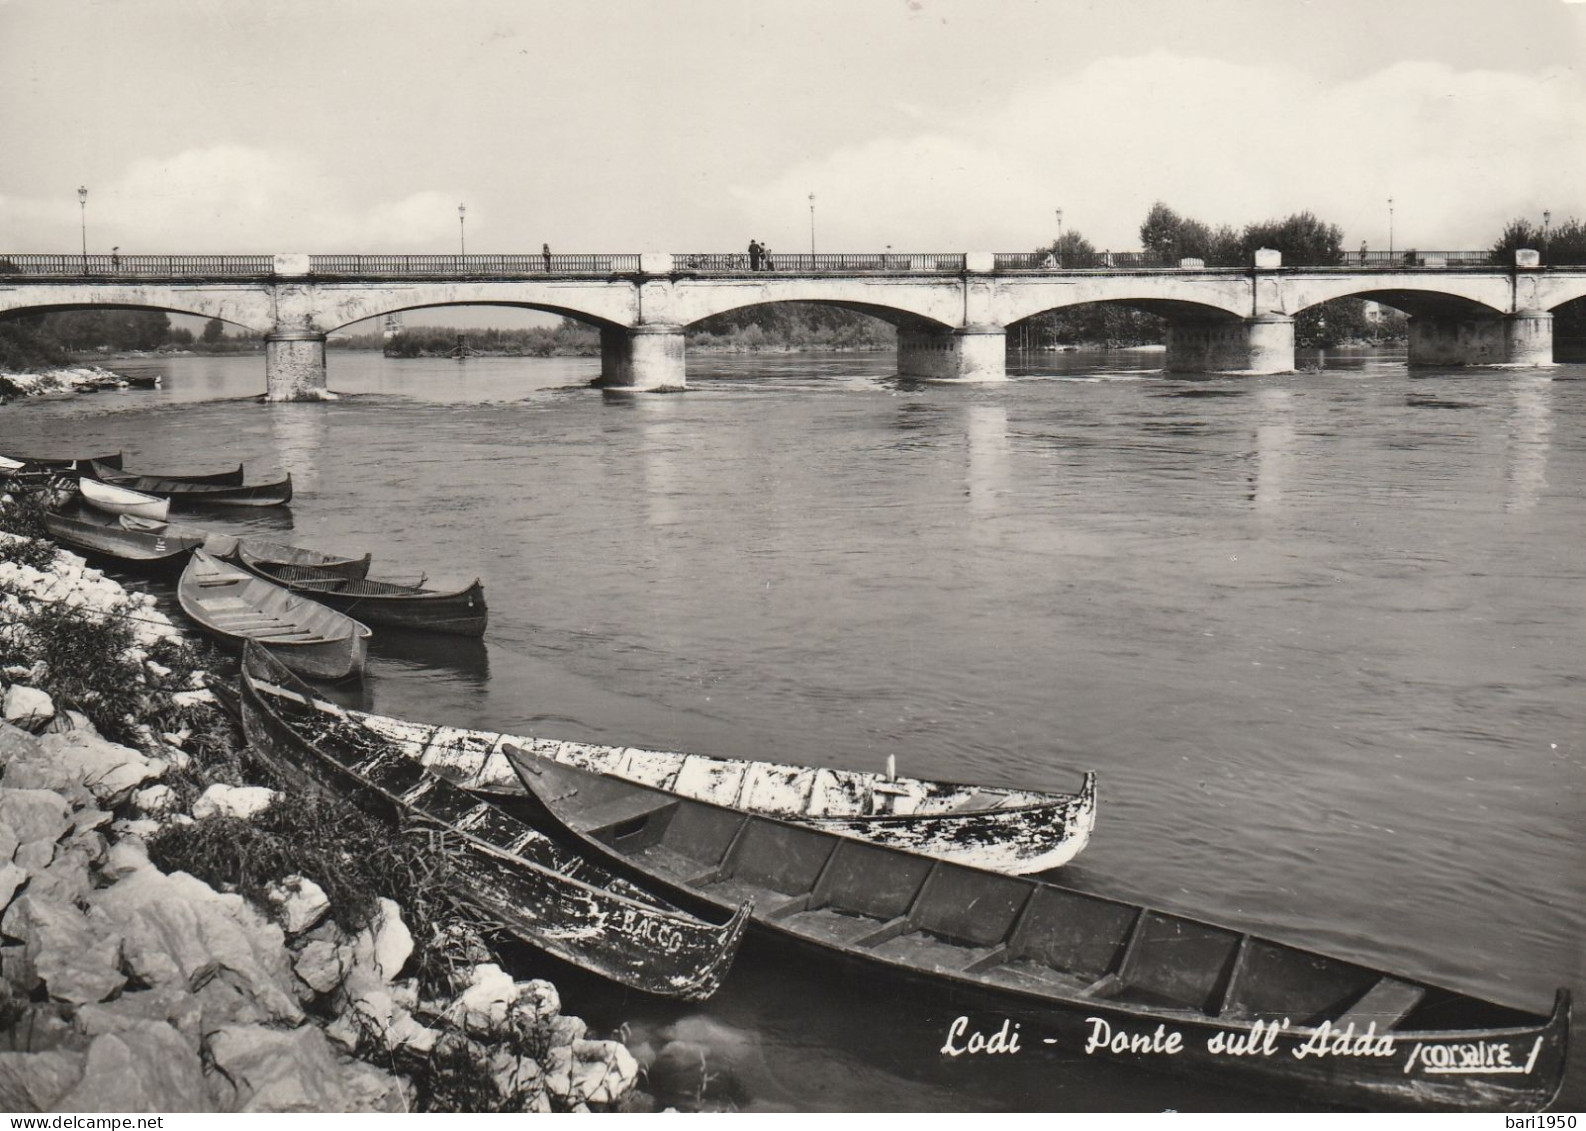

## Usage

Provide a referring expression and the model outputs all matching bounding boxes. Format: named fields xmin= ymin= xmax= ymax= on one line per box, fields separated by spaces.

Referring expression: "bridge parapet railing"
xmin=307 ymin=254 xmax=641 ymax=277
xmin=0 ymin=254 xmax=275 ymax=279
xmin=672 ymin=252 xmax=967 ymax=273
xmin=993 ymin=251 xmax=1182 ymax=270
xmin=1337 ymin=250 xmax=1498 ymax=268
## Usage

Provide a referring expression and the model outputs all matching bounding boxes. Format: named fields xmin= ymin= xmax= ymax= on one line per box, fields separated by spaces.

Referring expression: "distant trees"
xmin=1490 ymin=215 xmax=1586 ymax=265
xmin=201 ymin=317 xmax=226 ymax=344
xmin=1138 ymin=202 xmax=1242 ymax=266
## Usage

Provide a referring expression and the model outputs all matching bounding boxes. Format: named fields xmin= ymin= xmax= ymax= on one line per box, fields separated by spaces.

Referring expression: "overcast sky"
xmin=2 ymin=0 xmax=1582 ymax=257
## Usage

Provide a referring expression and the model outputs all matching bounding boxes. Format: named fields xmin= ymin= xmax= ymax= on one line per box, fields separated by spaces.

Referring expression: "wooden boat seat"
xmin=569 ymin=793 xmax=678 ymax=836
xmin=977 ymin=957 xmax=1100 ymax=996
xmin=776 ymin=905 xmax=894 ymax=946
xmin=869 ymin=928 xmax=1000 ymax=973
xmin=633 ymin=844 xmax=723 ymax=887
xmin=1334 ymin=977 xmax=1425 ymax=1031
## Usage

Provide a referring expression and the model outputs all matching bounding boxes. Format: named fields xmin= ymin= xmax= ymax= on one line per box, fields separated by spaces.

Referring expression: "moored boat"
xmin=90 ymin=465 xmax=292 ymax=507
xmin=504 ymin=749 xmax=1570 ymax=1113
xmin=43 ymin=504 xmax=206 ymax=567
xmin=239 ymin=643 xmax=750 ymax=999
xmin=120 ymin=516 xmax=372 ymax=579
xmin=84 ymin=458 xmax=244 ymax=486
xmin=234 ymin=549 xmax=488 ymax=637
xmin=177 ymin=549 xmax=369 ymax=679
xmin=79 ymin=476 xmax=170 ymax=521
xmin=271 ymin=695 xmax=1095 ymax=874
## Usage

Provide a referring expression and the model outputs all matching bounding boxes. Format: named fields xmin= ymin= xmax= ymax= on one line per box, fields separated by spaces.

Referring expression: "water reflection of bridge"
xmin=2 ymin=250 xmax=1580 ymax=400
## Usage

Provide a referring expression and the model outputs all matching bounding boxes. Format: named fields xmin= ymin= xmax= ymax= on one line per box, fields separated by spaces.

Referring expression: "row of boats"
xmin=1 ymin=452 xmax=1569 ymax=1111
xmin=3 ymin=451 xmax=488 ymax=678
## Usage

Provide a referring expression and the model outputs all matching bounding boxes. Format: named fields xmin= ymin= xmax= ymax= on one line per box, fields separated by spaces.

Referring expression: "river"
xmin=3 ymin=345 xmax=1582 ymax=1111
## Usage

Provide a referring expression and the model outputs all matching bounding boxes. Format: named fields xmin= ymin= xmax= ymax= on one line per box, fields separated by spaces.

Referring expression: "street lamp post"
xmin=808 ymin=192 xmax=816 ymax=261
xmin=1543 ymin=209 xmax=1551 ymax=263
xmin=1055 ymin=208 xmax=1063 ymax=264
xmin=1388 ymin=197 xmax=1394 ymax=258
xmin=78 ymin=186 xmax=88 ymax=270
xmin=458 ymin=203 xmax=467 ymax=257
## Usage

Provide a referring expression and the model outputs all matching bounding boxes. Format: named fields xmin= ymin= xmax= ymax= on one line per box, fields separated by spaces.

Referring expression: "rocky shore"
xmin=0 ymin=498 xmax=647 ymax=1112
xmin=0 ymin=366 xmax=131 ymax=403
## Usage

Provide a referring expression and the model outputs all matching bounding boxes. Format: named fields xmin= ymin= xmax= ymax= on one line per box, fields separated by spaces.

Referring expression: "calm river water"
xmin=4 ymin=346 xmax=1582 ymax=1111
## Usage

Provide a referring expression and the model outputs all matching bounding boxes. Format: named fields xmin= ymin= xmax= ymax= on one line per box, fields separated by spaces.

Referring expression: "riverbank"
xmin=0 ymin=366 xmax=130 ymax=404
xmin=0 ymin=488 xmax=648 ymax=1113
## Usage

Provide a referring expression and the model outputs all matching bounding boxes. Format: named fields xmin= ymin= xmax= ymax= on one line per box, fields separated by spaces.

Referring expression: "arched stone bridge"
xmin=1 ymin=250 xmax=1579 ymax=400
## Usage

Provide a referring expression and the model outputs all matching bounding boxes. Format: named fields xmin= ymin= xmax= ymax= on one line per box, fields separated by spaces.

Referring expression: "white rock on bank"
xmin=2 ymin=686 xmax=53 ymax=731
xmin=192 ymin=783 xmax=278 ymax=820
xmin=268 ymin=875 xmax=331 ymax=935
xmin=131 ymin=783 xmax=176 ymax=817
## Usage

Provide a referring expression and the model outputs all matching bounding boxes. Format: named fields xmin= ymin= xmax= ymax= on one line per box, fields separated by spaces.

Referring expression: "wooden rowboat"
xmin=91 ymin=464 xmax=292 ymax=507
xmin=300 ymin=701 xmax=1095 ymax=874
xmin=233 ymin=549 xmax=488 ymax=637
xmin=178 ymin=549 xmax=369 ymax=679
xmin=504 ymin=749 xmax=1570 ymax=1112
xmin=84 ymin=458 xmax=244 ymax=486
xmin=44 ymin=504 xmax=206 ymax=567
xmin=79 ymin=476 xmax=169 ymax=521
xmin=120 ymin=516 xmax=372 ymax=579
xmin=239 ymin=643 xmax=749 ymax=999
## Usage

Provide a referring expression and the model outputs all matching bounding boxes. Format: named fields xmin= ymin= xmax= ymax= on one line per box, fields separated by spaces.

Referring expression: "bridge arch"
xmin=1280 ymin=275 xmax=1510 ymax=317
xmin=659 ymin=277 xmax=961 ymax=330
xmin=0 ymin=285 xmax=274 ymax=334
xmin=990 ymin=275 xmax=1253 ymax=325
xmin=312 ymin=280 xmax=638 ymax=334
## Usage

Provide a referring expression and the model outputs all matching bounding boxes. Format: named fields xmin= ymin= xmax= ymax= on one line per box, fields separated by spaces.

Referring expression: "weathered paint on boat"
xmin=329 ymin=708 xmax=1094 ymax=873
xmin=240 ymin=644 xmax=749 ymax=999
xmin=505 ymin=749 xmax=1570 ymax=1113
xmin=177 ymin=550 xmax=368 ymax=679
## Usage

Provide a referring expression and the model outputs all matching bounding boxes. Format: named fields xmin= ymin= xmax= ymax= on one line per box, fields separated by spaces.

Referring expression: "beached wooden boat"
xmin=504 ymin=749 xmax=1569 ymax=1112
xmin=178 ymin=549 xmax=369 ymax=679
xmin=91 ymin=464 xmax=292 ymax=507
xmin=239 ymin=643 xmax=749 ymax=999
xmin=84 ymin=458 xmax=244 ymax=486
xmin=300 ymin=701 xmax=1095 ymax=874
xmin=120 ymin=516 xmax=372 ymax=579
xmin=43 ymin=504 xmax=206 ymax=567
xmin=78 ymin=476 xmax=170 ymax=521
xmin=233 ymin=549 xmax=487 ymax=637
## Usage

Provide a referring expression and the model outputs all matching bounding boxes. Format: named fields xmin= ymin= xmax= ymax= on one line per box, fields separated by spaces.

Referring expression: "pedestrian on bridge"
xmin=542 ymin=243 xmax=551 ymax=271
xmin=748 ymin=239 xmax=761 ymax=270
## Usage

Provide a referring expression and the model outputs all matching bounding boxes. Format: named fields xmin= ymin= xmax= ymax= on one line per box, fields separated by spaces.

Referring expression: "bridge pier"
xmin=597 ymin=324 xmax=686 ymax=391
xmin=264 ymin=330 xmax=332 ymax=402
xmin=1407 ymin=310 xmax=1553 ymax=367
xmin=897 ymin=325 xmax=1007 ymax=381
xmin=1164 ymin=314 xmax=1294 ymax=375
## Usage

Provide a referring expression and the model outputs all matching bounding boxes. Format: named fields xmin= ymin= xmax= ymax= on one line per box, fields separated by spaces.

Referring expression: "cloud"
xmin=3 ymin=145 xmax=468 ymax=253
xmin=736 ymin=53 xmax=1584 ymax=253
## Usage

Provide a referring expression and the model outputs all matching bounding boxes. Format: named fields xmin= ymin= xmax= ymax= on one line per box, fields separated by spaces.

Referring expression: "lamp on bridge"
xmin=77 ymin=186 xmax=88 ymax=268
xmin=458 ymin=202 xmax=467 ymax=257
xmin=1055 ymin=208 xmax=1064 ymax=265
xmin=809 ymin=192 xmax=816 ymax=259
xmin=1387 ymin=196 xmax=1394 ymax=257
xmin=1543 ymin=210 xmax=1551 ymax=263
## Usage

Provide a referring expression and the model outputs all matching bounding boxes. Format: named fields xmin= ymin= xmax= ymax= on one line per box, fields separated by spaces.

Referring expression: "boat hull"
xmin=239 ymin=645 xmax=748 ymax=999
xmin=44 ymin=506 xmax=204 ymax=567
xmin=78 ymin=477 xmax=169 ymax=521
xmin=505 ymin=752 xmax=1568 ymax=1113
xmin=85 ymin=458 xmax=244 ymax=486
xmin=93 ymin=467 xmax=293 ymax=507
xmin=326 ymin=710 xmax=1094 ymax=874
xmin=177 ymin=550 xmax=368 ymax=680
xmin=233 ymin=554 xmax=487 ymax=636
